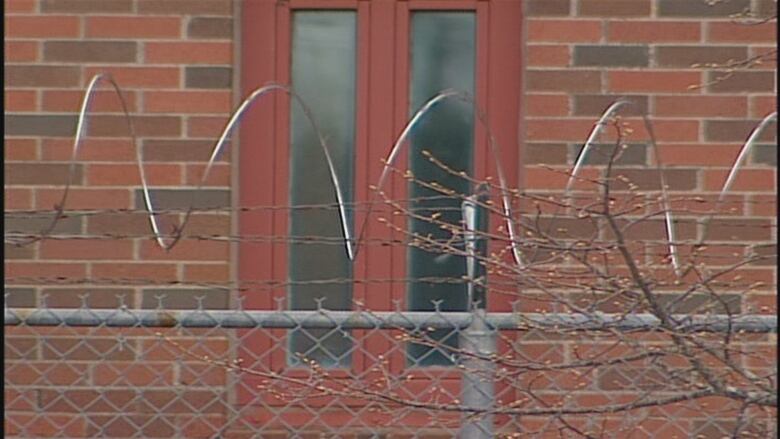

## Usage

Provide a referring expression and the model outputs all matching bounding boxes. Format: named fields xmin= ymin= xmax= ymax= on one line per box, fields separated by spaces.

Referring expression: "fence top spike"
xmin=78 ymin=293 xmax=90 ymax=309
xmin=314 ymin=297 xmax=326 ymax=312
xmin=274 ymin=296 xmax=285 ymax=311
xmin=235 ymin=295 xmax=246 ymax=311
xmin=154 ymin=294 xmax=166 ymax=310
xmin=432 ymin=299 xmax=443 ymax=313
xmin=195 ymin=295 xmax=206 ymax=311
xmin=116 ymin=293 xmax=128 ymax=310
xmin=40 ymin=293 xmax=50 ymax=309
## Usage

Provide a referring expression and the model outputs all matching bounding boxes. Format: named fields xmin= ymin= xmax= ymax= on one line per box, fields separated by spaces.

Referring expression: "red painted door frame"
xmin=238 ymin=0 xmax=522 ymax=421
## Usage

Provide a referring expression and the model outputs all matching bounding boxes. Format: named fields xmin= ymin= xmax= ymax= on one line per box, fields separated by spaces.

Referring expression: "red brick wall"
xmin=4 ymin=0 xmax=777 ymax=436
xmin=523 ymin=0 xmax=776 ymax=317
xmin=5 ymin=0 xmax=235 ymax=310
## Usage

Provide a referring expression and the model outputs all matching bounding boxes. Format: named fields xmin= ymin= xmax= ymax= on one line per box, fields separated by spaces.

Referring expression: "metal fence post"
xmin=460 ymin=308 xmax=496 ymax=438
xmin=460 ymin=186 xmax=495 ymax=438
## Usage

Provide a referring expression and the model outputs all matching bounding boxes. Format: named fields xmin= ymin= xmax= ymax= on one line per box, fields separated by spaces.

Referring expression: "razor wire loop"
xmin=362 ymin=89 xmax=524 ymax=269
xmin=6 ymin=75 xmax=774 ymax=283
xmin=558 ymin=99 xmax=681 ymax=276
xmin=697 ymin=111 xmax=777 ymax=247
xmin=6 ymin=73 xmax=138 ymax=248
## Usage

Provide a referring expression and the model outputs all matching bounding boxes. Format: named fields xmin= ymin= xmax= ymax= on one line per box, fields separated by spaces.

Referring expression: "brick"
xmin=526 ymin=45 xmax=569 ymax=67
xmin=573 ymin=94 xmax=648 ymax=116
xmin=752 ymin=144 xmax=777 ymax=166
xmin=5 ymin=65 xmax=80 ymax=87
xmin=5 ymin=389 xmax=37 ymax=411
xmin=5 ymin=243 xmax=35 ymax=260
xmin=187 ymin=116 xmax=230 ymax=137
xmin=757 ymin=0 xmax=778 ymax=15
xmin=527 ymin=19 xmax=601 ymax=42
xmin=185 ymin=67 xmax=232 ymax=89
xmin=42 ymin=89 xmax=138 ymax=112
xmin=145 ymin=41 xmax=231 ymax=64
xmin=139 ymin=240 xmax=229 ymax=261
xmin=4 ymin=138 xmax=37 ymax=160
xmin=44 ymin=41 xmax=137 ymax=63
xmin=42 ymin=288 xmax=131 ymax=308
xmin=569 ymin=143 xmax=647 ymax=166
xmin=144 ymin=90 xmax=232 ymax=114
xmin=138 ymin=0 xmax=231 ymax=15
xmin=526 ymin=70 xmax=601 ymax=92
xmin=93 ymin=363 xmax=174 ymax=386
xmin=88 ymin=212 xmax=151 ymax=236
xmin=6 ymin=261 xmax=87 ymax=280
xmin=750 ymin=244 xmax=777 ymax=266
xmin=615 ymin=168 xmax=699 ymax=191
xmin=39 ymin=389 xmax=137 ymax=412
xmin=705 ymin=169 xmax=776 ymax=191
xmin=655 ymin=46 xmax=748 ymax=68
xmin=42 ymin=138 xmax=136 ymax=162
xmin=143 ymin=139 xmax=222 ymax=162
xmin=183 ymin=263 xmax=230 ymax=282
xmin=7 ymin=413 xmax=87 ymax=437
xmin=608 ymin=21 xmax=701 ymax=42
xmin=141 ymin=288 xmax=229 ymax=309
xmin=705 ymin=119 xmax=776 ymax=142
xmin=608 ymin=71 xmax=701 ymax=93
xmin=5 ymin=90 xmax=36 ymax=111
xmin=5 ymin=115 xmax=77 ymax=137
xmin=41 ymin=0 xmax=133 ymax=13
xmin=707 ymin=218 xmax=773 ymax=241
xmin=186 ymin=163 xmax=230 ymax=186
xmin=708 ymin=21 xmax=777 ymax=42
xmin=654 ymin=95 xmax=747 ymax=117
xmin=40 ymin=239 xmax=134 ymax=260
xmin=5 ymin=163 xmax=82 ymax=185
xmin=6 ymin=213 xmax=82 ymax=234
xmin=526 ymin=119 xmax=596 ymax=141
xmin=5 ymin=41 xmax=39 ymax=62
xmin=526 ymin=94 xmax=569 ymax=116
xmin=5 ymin=0 xmax=36 ymax=12
xmin=4 ymin=287 xmax=36 ymax=307
xmin=88 ymin=115 xmax=181 ymax=137
xmin=750 ymin=96 xmax=777 ymax=118
xmin=6 ymin=15 xmax=80 ymax=37
xmin=85 ymin=16 xmax=181 ymax=38
xmin=749 ymin=194 xmax=777 ymax=216
xmin=574 ymin=45 xmax=649 ymax=67
xmin=525 ymin=0 xmax=570 ymax=16
xmin=92 ymin=263 xmax=178 ymax=282
xmin=656 ymin=144 xmax=742 ymax=166
xmin=5 ymin=188 xmax=33 ymax=210
xmin=35 ymin=188 xmax=131 ymax=210
xmin=134 ymin=188 xmax=230 ymax=210
xmin=84 ymin=66 xmax=180 ymax=88
xmin=183 ymin=214 xmax=230 ymax=236
xmin=579 ymin=0 xmax=651 ymax=16
xmin=658 ymin=0 xmax=750 ymax=17
xmin=188 ymin=17 xmax=232 ymax=39
xmin=86 ymin=163 xmax=182 ymax=186
xmin=708 ymin=71 xmax=776 ymax=93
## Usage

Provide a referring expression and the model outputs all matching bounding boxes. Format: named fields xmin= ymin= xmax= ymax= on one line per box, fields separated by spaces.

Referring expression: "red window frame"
xmin=238 ymin=0 xmax=521 ymax=414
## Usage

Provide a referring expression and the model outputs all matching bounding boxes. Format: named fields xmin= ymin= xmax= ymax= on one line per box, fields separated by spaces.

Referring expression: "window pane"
xmin=408 ymin=12 xmax=476 ymax=366
xmin=289 ymin=11 xmax=356 ymax=368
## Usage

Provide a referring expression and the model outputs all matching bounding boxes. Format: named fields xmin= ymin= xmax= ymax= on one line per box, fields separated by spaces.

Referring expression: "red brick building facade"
xmin=5 ymin=0 xmax=777 ymax=437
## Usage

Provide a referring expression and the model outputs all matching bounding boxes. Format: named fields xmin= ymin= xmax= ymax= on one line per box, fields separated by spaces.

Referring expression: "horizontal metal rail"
xmin=4 ymin=308 xmax=776 ymax=333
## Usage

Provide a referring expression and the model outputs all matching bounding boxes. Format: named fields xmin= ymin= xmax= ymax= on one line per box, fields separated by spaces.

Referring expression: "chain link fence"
xmin=5 ymin=304 xmax=777 ymax=438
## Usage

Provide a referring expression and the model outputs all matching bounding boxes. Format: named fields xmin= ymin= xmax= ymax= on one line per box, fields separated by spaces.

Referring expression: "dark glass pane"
xmin=289 ymin=11 xmax=356 ymax=368
xmin=407 ymin=12 xmax=476 ymax=366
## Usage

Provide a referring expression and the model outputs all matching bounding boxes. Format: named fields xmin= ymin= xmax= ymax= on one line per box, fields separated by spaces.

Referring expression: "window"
xmin=239 ymin=0 xmax=521 ymax=370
